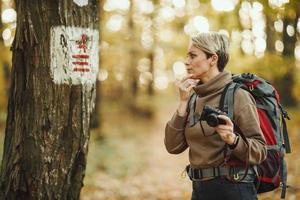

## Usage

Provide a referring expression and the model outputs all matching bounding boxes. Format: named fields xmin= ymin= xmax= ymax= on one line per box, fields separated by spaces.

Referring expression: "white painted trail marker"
xmin=50 ymin=26 xmax=99 ymax=85
xmin=73 ymin=0 xmax=88 ymax=7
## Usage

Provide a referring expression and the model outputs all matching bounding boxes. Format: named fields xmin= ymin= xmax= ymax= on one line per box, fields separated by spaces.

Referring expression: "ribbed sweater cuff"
xmin=232 ymin=135 xmax=247 ymax=155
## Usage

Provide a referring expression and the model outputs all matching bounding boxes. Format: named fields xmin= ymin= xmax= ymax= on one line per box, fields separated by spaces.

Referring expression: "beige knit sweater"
xmin=164 ymin=71 xmax=267 ymax=169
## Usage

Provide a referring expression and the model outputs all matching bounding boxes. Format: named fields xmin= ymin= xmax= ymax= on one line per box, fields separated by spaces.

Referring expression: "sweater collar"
xmin=193 ymin=71 xmax=232 ymax=97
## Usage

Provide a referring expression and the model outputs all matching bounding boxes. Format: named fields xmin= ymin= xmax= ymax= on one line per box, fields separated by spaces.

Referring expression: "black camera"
xmin=200 ymin=105 xmax=226 ymax=127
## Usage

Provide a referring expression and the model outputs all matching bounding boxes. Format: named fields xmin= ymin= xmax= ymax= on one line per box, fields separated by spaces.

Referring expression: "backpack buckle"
xmin=249 ymin=85 xmax=254 ymax=91
xmin=282 ymin=110 xmax=290 ymax=120
xmin=233 ymin=173 xmax=240 ymax=181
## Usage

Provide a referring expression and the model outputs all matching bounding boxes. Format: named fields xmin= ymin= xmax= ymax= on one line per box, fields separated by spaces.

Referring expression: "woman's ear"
xmin=210 ymin=54 xmax=218 ymax=66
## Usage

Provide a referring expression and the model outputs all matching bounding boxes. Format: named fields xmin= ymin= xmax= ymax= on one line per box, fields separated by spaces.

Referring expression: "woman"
xmin=164 ymin=32 xmax=267 ymax=200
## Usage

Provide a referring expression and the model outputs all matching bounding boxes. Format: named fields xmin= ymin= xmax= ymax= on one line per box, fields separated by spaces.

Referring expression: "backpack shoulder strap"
xmin=219 ymin=82 xmax=242 ymax=119
xmin=278 ymin=104 xmax=291 ymax=154
xmin=282 ymin=116 xmax=291 ymax=153
xmin=221 ymin=81 xmax=251 ymax=182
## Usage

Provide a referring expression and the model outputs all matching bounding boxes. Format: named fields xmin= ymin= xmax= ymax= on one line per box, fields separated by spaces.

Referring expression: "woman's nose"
xmin=185 ymin=60 xmax=191 ymax=68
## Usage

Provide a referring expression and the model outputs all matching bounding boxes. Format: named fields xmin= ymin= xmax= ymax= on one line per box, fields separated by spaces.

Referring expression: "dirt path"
xmin=126 ymin=102 xmax=192 ymax=200
xmin=81 ymin=102 xmax=193 ymax=200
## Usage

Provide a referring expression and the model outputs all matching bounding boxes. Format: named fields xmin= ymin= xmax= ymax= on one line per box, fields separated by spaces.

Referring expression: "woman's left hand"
xmin=214 ymin=115 xmax=236 ymax=145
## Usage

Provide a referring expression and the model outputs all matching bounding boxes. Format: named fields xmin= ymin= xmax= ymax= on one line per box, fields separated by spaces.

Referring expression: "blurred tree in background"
xmin=97 ymin=0 xmax=300 ymax=112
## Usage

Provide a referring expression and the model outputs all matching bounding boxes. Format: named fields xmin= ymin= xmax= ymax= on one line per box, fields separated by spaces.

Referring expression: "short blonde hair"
xmin=191 ymin=32 xmax=229 ymax=71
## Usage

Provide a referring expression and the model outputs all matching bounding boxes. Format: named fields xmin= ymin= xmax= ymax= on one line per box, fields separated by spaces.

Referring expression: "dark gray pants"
xmin=191 ymin=177 xmax=258 ymax=200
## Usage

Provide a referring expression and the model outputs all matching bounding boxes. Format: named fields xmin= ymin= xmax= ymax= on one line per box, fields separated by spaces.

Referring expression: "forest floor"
xmin=81 ymin=94 xmax=192 ymax=200
xmin=80 ymin=93 xmax=300 ymax=200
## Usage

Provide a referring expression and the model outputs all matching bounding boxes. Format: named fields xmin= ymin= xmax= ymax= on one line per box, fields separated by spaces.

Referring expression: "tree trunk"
xmin=0 ymin=0 xmax=99 ymax=199
xmin=90 ymin=0 xmax=104 ymax=129
xmin=0 ymin=1 xmax=3 ymax=30
xmin=146 ymin=1 xmax=159 ymax=96
xmin=147 ymin=51 xmax=154 ymax=96
xmin=235 ymin=1 xmax=246 ymax=56
xmin=282 ymin=14 xmax=297 ymax=56
xmin=266 ymin=14 xmax=276 ymax=53
xmin=128 ymin=0 xmax=138 ymax=98
xmin=277 ymin=6 xmax=298 ymax=106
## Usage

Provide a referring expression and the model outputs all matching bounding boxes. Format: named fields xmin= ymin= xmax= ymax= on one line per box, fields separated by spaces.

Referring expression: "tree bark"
xmin=0 ymin=0 xmax=99 ymax=199
xmin=90 ymin=0 xmax=104 ymax=129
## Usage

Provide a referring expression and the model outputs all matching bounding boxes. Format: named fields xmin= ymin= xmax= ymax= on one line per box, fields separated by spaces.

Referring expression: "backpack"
xmin=187 ymin=73 xmax=291 ymax=198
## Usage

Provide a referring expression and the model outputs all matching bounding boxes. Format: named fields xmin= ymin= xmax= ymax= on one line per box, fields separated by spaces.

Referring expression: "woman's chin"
xmin=187 ymin=73 xmax=195 ymax=78
xmin=190 ymin=75 xmax=200 ymax=80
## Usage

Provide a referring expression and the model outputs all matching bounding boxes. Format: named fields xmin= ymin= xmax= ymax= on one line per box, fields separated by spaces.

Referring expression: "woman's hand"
xmin=175 ymin=75 xmax=199 ymax=116
xmin=214 ymin=115 xmax=237 ymax=145
xmin=176 ymin=74 xmax=199 ymax=102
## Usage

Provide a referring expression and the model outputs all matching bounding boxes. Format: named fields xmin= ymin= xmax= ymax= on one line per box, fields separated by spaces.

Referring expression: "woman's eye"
xmin=187 ymin=53 xmax=196 ymax=59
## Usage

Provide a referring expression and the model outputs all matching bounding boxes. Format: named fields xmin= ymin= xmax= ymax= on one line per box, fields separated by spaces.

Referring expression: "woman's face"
xmin=185 ymin=42 xmax=217 ymax=80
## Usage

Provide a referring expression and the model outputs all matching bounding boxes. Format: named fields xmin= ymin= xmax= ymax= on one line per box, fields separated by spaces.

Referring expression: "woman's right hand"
xmin=175 ymin=75 xmax=199 ymax=116
xmin=176 ymin=74 xmax=199 ymax=102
